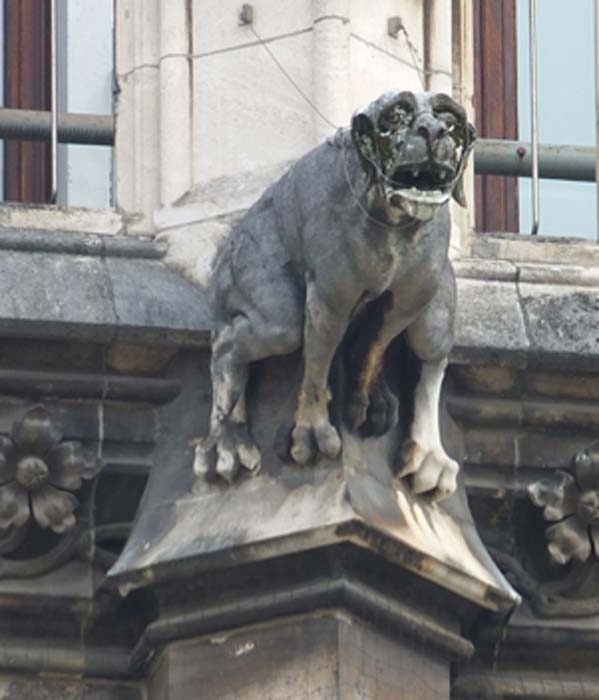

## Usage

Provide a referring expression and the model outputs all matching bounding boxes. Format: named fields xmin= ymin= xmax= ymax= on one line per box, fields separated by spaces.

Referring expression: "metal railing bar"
xmin=0 ymin=110 xmax=594 ymax=186
xmin=529 ymin=0 xmax=540 ymax=234
xmin=0 ymin=109 xmax=114 ymax=146
xmin=595 ymin=0 xmax=599 ymax=241
xmin=50 ymin=0 xmax=58 ymax=203
xmin=475 ymin=139 xmax=596 ymax=182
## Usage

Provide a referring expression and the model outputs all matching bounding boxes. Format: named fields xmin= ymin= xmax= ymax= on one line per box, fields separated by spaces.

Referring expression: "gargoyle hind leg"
xmin=194 ymin=320 xmax=261 ymax=482
xmin=290 ymin=282 xmax=347 ymax=464
xmin=397 ymin=265 xmax=459 ymax=501
xmin=195 ymin=300 xmax=303 ymax=481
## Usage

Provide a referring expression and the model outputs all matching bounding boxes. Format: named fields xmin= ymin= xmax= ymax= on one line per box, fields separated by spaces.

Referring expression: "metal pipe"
xmin=529 ymin=0 xmax=540 ymax=234
xmin=0 ymin=108 xmax=114 ymax=145
xmin=474 ymin=139 xmax=596 ymax=181
xmin=50 ymin=0 xmax=58 ymax=203
xmin=595 ymin=0 xmax=599 ymax=240
xmin=0 ymin=109 xmax=595 ymax=185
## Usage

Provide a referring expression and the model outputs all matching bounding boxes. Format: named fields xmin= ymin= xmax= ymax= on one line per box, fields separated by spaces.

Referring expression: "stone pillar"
xmin=114 ymin=0 xmax=160 ymax=232
xmin=312 ymin=0 xmax=351 ymax=141
xmin=159 ymin=0 xmax=192 ymax=207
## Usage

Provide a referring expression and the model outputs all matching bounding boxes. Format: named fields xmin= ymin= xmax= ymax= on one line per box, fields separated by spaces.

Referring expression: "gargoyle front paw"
xmin=290 ymin=420 xmax=341 ymax=465
xmin=395 ymin=439 xmax=458 ymax=502
xmin=193 ymin=422 xmax=261 ymax=483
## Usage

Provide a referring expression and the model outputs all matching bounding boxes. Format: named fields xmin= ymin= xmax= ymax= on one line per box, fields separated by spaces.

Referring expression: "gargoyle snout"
xmin=415 ymin=114 xmax=447 ymax=147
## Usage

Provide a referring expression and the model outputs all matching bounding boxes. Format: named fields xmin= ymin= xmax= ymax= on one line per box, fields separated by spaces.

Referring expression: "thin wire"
xmin=398 ymin=25 xmax=427 ymax=90
xmin=250 ymin=23 xmax=426 ymax=126
xmin=249 ymin=20 xmax=433 ymax=230
xmin=249 ymin=24 xmax=339 ymax=131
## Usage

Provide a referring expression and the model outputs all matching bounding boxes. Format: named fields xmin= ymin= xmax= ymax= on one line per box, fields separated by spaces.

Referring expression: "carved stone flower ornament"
xmin=529 ymin=443 xmax=599 ymax=564
xmin=0 ymin=406 xmax=101 ymax=534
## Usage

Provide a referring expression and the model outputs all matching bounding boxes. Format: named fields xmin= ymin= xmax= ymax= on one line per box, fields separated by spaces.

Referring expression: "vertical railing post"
xmin=49 ymin=0 xmax=58 ymax=204
xmin=529 ymin=0 xmax=540 ymax=235
xmin=595 ymin=0 xmax=599 ymax=241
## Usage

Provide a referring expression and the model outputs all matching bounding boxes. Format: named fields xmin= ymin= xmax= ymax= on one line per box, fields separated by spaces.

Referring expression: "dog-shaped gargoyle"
xmin=194 ymin=90 xmax=475 ymax=502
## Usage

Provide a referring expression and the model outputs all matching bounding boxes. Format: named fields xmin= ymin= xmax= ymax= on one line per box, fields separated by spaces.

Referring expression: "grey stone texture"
xmin=0 ymin=677 xmax=141 ymax=700
xmin=453 ymin=241 xmax=599 ymax=371
xmin=147 ymin=614 xmax=447 ymax=700
xmin=0 ymin=229 xmax=210 ymax=346
xmin=1 ymin=229 xmax=599 ymax=375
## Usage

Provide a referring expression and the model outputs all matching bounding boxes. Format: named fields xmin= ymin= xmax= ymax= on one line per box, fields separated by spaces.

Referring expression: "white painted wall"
xmin=57 ymin=0 xmax=114 ymax=209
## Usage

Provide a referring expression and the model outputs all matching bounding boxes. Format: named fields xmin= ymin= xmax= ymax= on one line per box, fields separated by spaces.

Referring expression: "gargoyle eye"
xmin=380 ymin=107 xmax=412 ymax=132
xmin=435 ymin=111 xmax=459 ymax=131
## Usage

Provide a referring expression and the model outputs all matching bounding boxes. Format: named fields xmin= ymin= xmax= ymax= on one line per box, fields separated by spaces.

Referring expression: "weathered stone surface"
xmin=0 ymin=202 xmax=125 ymax=235
xmin=0 ymin=677 xmax=141 ymax=700
xmin=106 ymin=257 xmax=211 ymax=345
xmin=450 ymin=365 xmax=519 ymax=396
xmin=472 ymin=232 xmax=599 ymax=267
xmin=453 ymin=278 xmax=529 ymax=367
xmin=147 ymin=613 xmax=447 ymax=700
xmin=519 ymin=283 xmax=599 ymax=369
xmin=0 ymin=250 xmax=114 ymax=341
xmin=453 ymin=258 xmax=517 ymax=282
xmin=0 ymin=230 xmax=210 ymax=347
xmin=109 ymin=351 xmax=518 ymax=614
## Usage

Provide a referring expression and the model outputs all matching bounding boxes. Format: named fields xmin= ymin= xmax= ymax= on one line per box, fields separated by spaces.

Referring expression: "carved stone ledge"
xmin=0 ymin=227 xmax=211 ymax=348
xmin=453 ymin=672 xmax=599 ymax=700
xmin=447 ymin=362 xmax=599 ymax=633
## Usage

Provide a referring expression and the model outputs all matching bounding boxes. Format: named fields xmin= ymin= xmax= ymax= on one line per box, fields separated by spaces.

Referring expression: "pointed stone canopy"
xmin=109 ymin=349 xmax=518 ymax=616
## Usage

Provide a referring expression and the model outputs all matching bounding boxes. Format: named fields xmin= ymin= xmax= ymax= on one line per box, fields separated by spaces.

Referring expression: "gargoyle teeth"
xmin=411 ymin=167 xmax=420 ymax=178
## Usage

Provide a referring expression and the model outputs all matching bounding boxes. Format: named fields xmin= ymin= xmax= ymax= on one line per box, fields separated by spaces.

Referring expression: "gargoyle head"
xmin=351 ymin=90 xmax=476 ymax=221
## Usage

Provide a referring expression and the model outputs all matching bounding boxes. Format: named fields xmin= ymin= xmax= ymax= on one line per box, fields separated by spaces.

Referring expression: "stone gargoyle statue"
xmin=194 ymin=90 xmax=475 ymax=502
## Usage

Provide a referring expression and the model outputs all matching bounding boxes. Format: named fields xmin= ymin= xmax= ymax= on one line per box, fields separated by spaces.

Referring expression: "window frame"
xmin=3 ymin=0 xmax=51 ymax=203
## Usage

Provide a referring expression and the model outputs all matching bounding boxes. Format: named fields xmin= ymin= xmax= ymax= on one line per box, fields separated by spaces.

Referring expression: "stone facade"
xmin=0 ymin=2 xmax=598 ymax=699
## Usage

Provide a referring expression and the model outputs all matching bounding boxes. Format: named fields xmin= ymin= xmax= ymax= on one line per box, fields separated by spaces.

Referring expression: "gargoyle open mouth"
xmin=388 ymin=162 xmax=456 ymax=203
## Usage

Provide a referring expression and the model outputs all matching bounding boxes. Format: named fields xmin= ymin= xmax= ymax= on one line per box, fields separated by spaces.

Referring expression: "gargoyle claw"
xmin=192 ymin=423 xmax=261 ymax=483
xmin=290 ymin=422 xmax=341 ymax=465
xmin=396 ymin=439 xmax=458 ymax=502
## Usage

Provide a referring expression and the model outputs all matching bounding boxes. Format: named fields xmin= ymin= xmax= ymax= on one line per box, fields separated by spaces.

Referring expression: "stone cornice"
xmin=0 ymin=229 xmax=598 ymax=376
xmin=0 ymin=228 xmax=211 ymax=347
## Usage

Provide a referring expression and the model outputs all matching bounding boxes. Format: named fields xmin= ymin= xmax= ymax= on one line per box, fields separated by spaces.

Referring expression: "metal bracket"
xmin=239 ymin=4 xmax=254 ymax=25
xmin=387 ymin=16 xmax=403 ymax=39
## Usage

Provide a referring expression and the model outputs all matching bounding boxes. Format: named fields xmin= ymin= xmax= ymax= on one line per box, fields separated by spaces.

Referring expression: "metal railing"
xmin=0 ymin=109 xmax=114 ymax=146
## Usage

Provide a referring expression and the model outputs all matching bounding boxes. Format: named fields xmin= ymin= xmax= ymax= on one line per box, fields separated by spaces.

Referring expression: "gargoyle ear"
xmin=452 ymin=121 xmax=476 ymax=208
xmin=452 ymin=175 xmax=468 ymax=208
xmin=351 ymin=113 xmax=378 ymax=174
